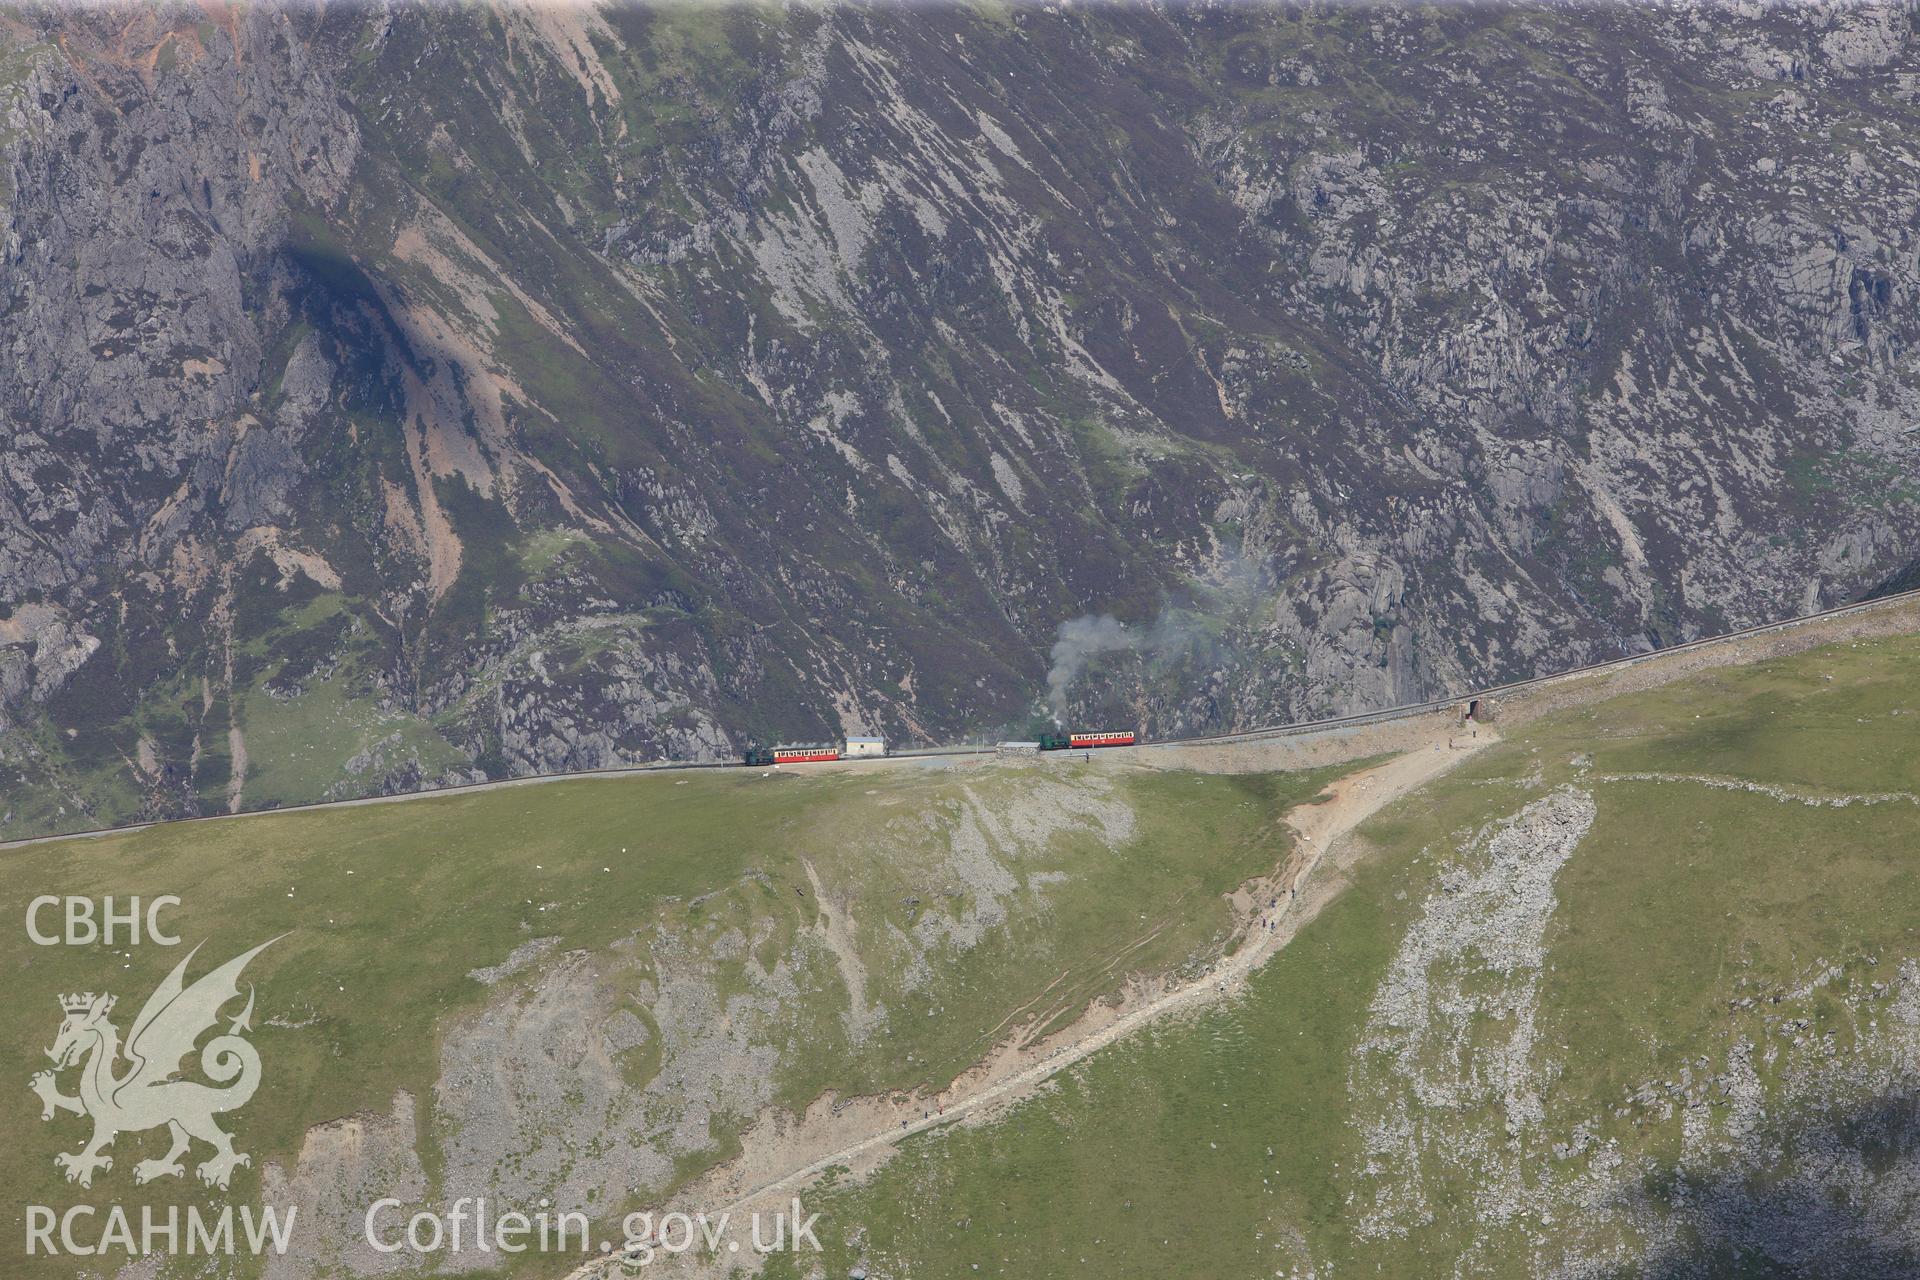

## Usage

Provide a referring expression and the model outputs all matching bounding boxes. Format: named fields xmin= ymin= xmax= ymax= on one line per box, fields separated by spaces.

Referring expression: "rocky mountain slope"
xmin=3 ymin=2 xmax=1919 ymax=834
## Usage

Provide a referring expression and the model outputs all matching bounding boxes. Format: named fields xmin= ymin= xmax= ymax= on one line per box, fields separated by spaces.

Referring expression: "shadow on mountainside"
xmin=1612 ymin=1091 xmax=1920 ymax=1279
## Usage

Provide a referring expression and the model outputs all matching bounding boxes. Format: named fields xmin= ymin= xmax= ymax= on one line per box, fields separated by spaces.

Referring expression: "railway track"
xmin=1178 ymin=582 xmax=1920 ymax=747
xmin=6 ymin=584 xmax=1920 ymax=853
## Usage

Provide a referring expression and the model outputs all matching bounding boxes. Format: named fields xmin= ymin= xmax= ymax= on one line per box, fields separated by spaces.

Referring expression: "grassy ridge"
xmin=2 ymin=757 xmax=1344 ymax=1273
xmin=781 ymin=633 xmax=1920 ymax=1278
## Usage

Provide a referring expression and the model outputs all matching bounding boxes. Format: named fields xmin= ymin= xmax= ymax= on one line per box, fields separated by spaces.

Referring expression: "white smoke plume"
xmin=1045 ymin=614 xmax=1137 ymax=723
xmin=1043 ymin=552 xmax=1269 ymax=724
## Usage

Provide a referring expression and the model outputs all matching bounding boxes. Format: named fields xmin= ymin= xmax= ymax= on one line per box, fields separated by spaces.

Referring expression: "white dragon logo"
xmin=28 ymin=936 xmax=281 ymax=1191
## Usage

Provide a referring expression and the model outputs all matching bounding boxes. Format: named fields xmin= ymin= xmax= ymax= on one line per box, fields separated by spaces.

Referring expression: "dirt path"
xmin=560 ymin=732 xmax=1494 ymax=1278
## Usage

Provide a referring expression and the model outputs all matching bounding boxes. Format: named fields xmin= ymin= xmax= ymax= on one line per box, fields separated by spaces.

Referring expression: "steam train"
xmin=743 ymin=743 xmax=842 ymax=766
xmin=1038 ymin=730 xmax=1136 ymax=750
xmin=742 ymin=729 xmax=1135 ymax=766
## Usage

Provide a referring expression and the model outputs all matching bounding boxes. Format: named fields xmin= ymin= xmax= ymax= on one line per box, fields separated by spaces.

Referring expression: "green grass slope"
xmin=783 ymin=632 xmax=1920 ymax=1279
xmin=1 ymin=756 xmax=1343 ymax=1276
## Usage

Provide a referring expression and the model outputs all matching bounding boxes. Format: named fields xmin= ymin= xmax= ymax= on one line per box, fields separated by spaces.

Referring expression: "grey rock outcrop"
xmin=3 ymin=3 xmax=1919 ymax=835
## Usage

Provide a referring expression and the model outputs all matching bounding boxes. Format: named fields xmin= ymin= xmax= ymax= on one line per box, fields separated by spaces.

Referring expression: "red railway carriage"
xmin=770 ymin=744 xmax=840 ymax=764
xmin=1068 ymin=730 xmax=1135 ymax=749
